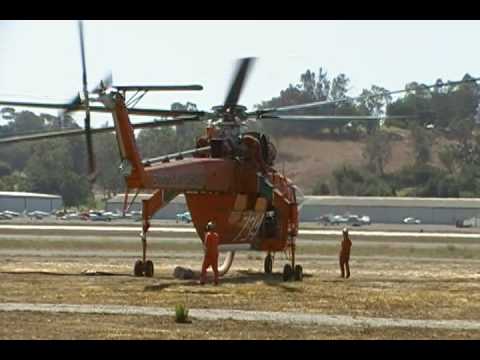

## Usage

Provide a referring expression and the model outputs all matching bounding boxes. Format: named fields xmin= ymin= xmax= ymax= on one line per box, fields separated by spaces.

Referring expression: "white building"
xmin=106 ymin=194 xmax=480 ymax=225
xmin=301 ymin=196 xmax=480 ymax=225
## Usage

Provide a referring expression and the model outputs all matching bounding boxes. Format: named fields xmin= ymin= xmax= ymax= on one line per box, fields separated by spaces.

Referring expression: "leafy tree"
xmin=24 ymin=139 xmax=92 ymax=206
xmin=171 ymin=102 xmax=205 ymax=150
xmin=137 ymin=126 xmax=177 ymax=159
xmin=331 ymin=164 xmax=392 ymax=196
xmin=363 ymin=130 xmax=392 ymax=176
xmin=0 ymin=161 xmax=12 ymax=177
xmin=94 ymin=131 xmax=125 ymax=199
xmin=410 ymin=124 xmax=432 ymax=166
xmin=438 ymin=145 xmax=458 ymax=174
xmin=312 ymin=181 xmax=330 ymax=195
xmin=0 ymin=172 xmax=29 ymax=192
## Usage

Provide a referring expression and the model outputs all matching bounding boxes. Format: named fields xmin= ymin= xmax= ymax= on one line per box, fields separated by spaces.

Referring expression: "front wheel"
xmin=264 ymin=254 xmax=273 ymax=274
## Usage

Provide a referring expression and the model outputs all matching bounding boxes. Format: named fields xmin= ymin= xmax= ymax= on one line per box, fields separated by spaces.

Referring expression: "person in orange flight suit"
xmin=339 ymin=227 xmax=352 ymax=279
xmin=200 ymin=221 xmax=220 ymax=285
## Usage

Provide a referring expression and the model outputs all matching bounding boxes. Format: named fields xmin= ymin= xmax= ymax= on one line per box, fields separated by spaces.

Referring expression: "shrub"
xmin=175 ymin=304 xmax=190 ymax=323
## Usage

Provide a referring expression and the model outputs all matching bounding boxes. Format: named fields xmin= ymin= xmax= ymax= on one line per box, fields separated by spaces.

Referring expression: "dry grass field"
xmin=0 ymin=230 xmax=479 ymax=339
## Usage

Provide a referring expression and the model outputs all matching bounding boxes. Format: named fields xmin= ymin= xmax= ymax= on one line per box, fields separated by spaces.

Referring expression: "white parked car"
xmin=27 ymin=211 xmax=50 ymax=220
xmin=0 ymin=212 xmax=13 ymax=220
xmin=403 ymin=217 xmax=421 ymax=224
xmin=3 ymin=210 xmax=20 ymax=217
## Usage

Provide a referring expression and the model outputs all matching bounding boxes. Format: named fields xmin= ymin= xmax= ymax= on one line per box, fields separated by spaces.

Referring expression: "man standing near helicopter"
xmin=339 ymin=227 xmax=352 ymax=279
xmin=200 ymin=220 xmax=220 ymax=285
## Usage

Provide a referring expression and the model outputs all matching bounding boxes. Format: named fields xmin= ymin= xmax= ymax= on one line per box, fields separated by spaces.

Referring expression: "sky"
xmin=0 ymin=20 xmax=479 ymax=125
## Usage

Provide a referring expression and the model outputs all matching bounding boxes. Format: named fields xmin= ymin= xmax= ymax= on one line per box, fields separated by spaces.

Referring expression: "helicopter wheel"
xmin=264 ymin=254 xmax=273 ymax=274
xmin=144 ymin=260 xmax=154 ymax=278
xmin=282 ymin=263 xmax=293 ymax=282
xmin=294 ymin=264 xmax=303 ymax=281
xmin=134 ymin=260 xmax=144 ymax=277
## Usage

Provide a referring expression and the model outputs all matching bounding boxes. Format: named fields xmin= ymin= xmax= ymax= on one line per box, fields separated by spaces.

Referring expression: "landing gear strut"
xmin=133 ymin=191 xmax=165 ymax=278
xmin=282 ymin=241 xmax=303 ymax=282
xmin=133 ymin=223 xmax=155 ymax=277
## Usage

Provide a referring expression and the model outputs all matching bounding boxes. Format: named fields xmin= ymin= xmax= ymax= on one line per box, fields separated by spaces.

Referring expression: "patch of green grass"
xmin=175 ymin=304 xmax=190 ymax=324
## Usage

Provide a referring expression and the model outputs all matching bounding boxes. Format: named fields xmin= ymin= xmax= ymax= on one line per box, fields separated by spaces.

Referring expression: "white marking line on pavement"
xmin=0 ymin=302 xmax=479 ymax=331
xmin=0 ymin=225 xmax=196 ymax=233
xmin=1 ymin=224 xmax=480 ymax=238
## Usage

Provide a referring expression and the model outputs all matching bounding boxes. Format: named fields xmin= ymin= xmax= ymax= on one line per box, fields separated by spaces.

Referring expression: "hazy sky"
xmin=1 ymin=20 xmax=479 ymax=125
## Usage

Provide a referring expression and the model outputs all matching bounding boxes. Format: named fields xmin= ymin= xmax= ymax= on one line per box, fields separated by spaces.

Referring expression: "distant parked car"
xmin=346 ymin=215 xmax=372 ymax=226
xmin=176 ymin=211 xmax=192 ymax=223
xmin=27 ymin=211 xmax=50 ymax=220
xmin=456 ymin=219 xmax=473 ymax=228
xmin=360 ymin=215 xmax=371 ymax=225
xmin=61 ymin=212 xmax=89 ymax=221
xmin=0 ymin=212 xmax=13 ymax=220
xmin=3 ymin=210 xmax=20 ymax=217
xmin=316 ymin=214 xmax=334 ymax=225
xmin=403 ymin=217 xmax=421 ymax=224
xmin=89 ymin=211 xmax=112 ymax=222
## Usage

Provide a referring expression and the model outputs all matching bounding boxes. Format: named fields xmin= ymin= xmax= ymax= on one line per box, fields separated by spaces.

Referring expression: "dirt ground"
xmin=1 ymin=311 xmax=478 ymax=340
xmin=1 ymin=224 xmax=480 ymax=340
xmin=0 ymin=242 xmax=479 ymax=339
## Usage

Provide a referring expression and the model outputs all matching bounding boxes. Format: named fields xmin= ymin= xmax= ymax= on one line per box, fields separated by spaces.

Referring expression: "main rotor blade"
xmin=143 ymin=145 xmax=211 ymax=166
xmin=0 ymin=116 xmax=201 ymax=145
xmin=0 ymin=100 xmax=206 ymax=118
xmin=114 ymin=85 xmax=203 ymax=92
xmin=78 ymin=20 xmax=88 ymax=100
xmin=224 ymin=58 xmax=255 ymax=108
xmin=254 ymin=76 xmax=480 ymax=115
xmin=0 ymin=100 xmax=79 ymax=110
xmin=258 ymin=115 xmax=413 ymax=121
xmin=92 ymin=72 xmax=113 ymax=94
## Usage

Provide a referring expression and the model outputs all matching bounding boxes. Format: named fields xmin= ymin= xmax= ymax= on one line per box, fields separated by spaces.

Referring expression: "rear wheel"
xmin=283 ymin=264 xmax=293 ymax=282
xmin=294 ymin=265 xmax=303 ymax=281
xmin=264 ymin=254 xmax=273 ymax=274
xmin=144 ymin=260 xmax=154 ymax=278
xmin=134 ymin=260 xmax=144 ymax=277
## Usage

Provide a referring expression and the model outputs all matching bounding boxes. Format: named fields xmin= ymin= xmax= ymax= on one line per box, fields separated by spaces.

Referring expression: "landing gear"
xmin=133 ymin=222 xmax=155 ymax=278
xmin=282 ymin=241 xmax=303 ymax=282
xmin=133 ymin=259 xmax=155 ymax=277
xmin=144 ymin=260 xmax=154 ymax=277
xmin=132 ymin=190 xmax=166 ymax=278
xmin=264 ymin=253 xmax=273 ymax=274
xmin=294 ymin=265 xmax=303 ymax=281
xmin=134 ymin=260 xmax=144 ymax=277
xmin=282 ymin=263 xmax=293 ymax=281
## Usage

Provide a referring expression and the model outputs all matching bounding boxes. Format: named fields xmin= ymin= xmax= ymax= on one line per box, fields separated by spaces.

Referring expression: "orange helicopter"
xmin=0 ymin=22 xmax=407 ymax=281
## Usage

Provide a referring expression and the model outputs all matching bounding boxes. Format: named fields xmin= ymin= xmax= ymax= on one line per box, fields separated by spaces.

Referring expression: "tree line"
xmin=1 ymin=67 xmax=479 ymax=206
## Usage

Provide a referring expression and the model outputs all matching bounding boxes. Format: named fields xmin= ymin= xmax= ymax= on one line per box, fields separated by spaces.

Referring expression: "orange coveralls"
xmin=339 ymin=235 xmax=352 ymax=279
xmin=200 ymin=231 xmax=220 ymax=285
